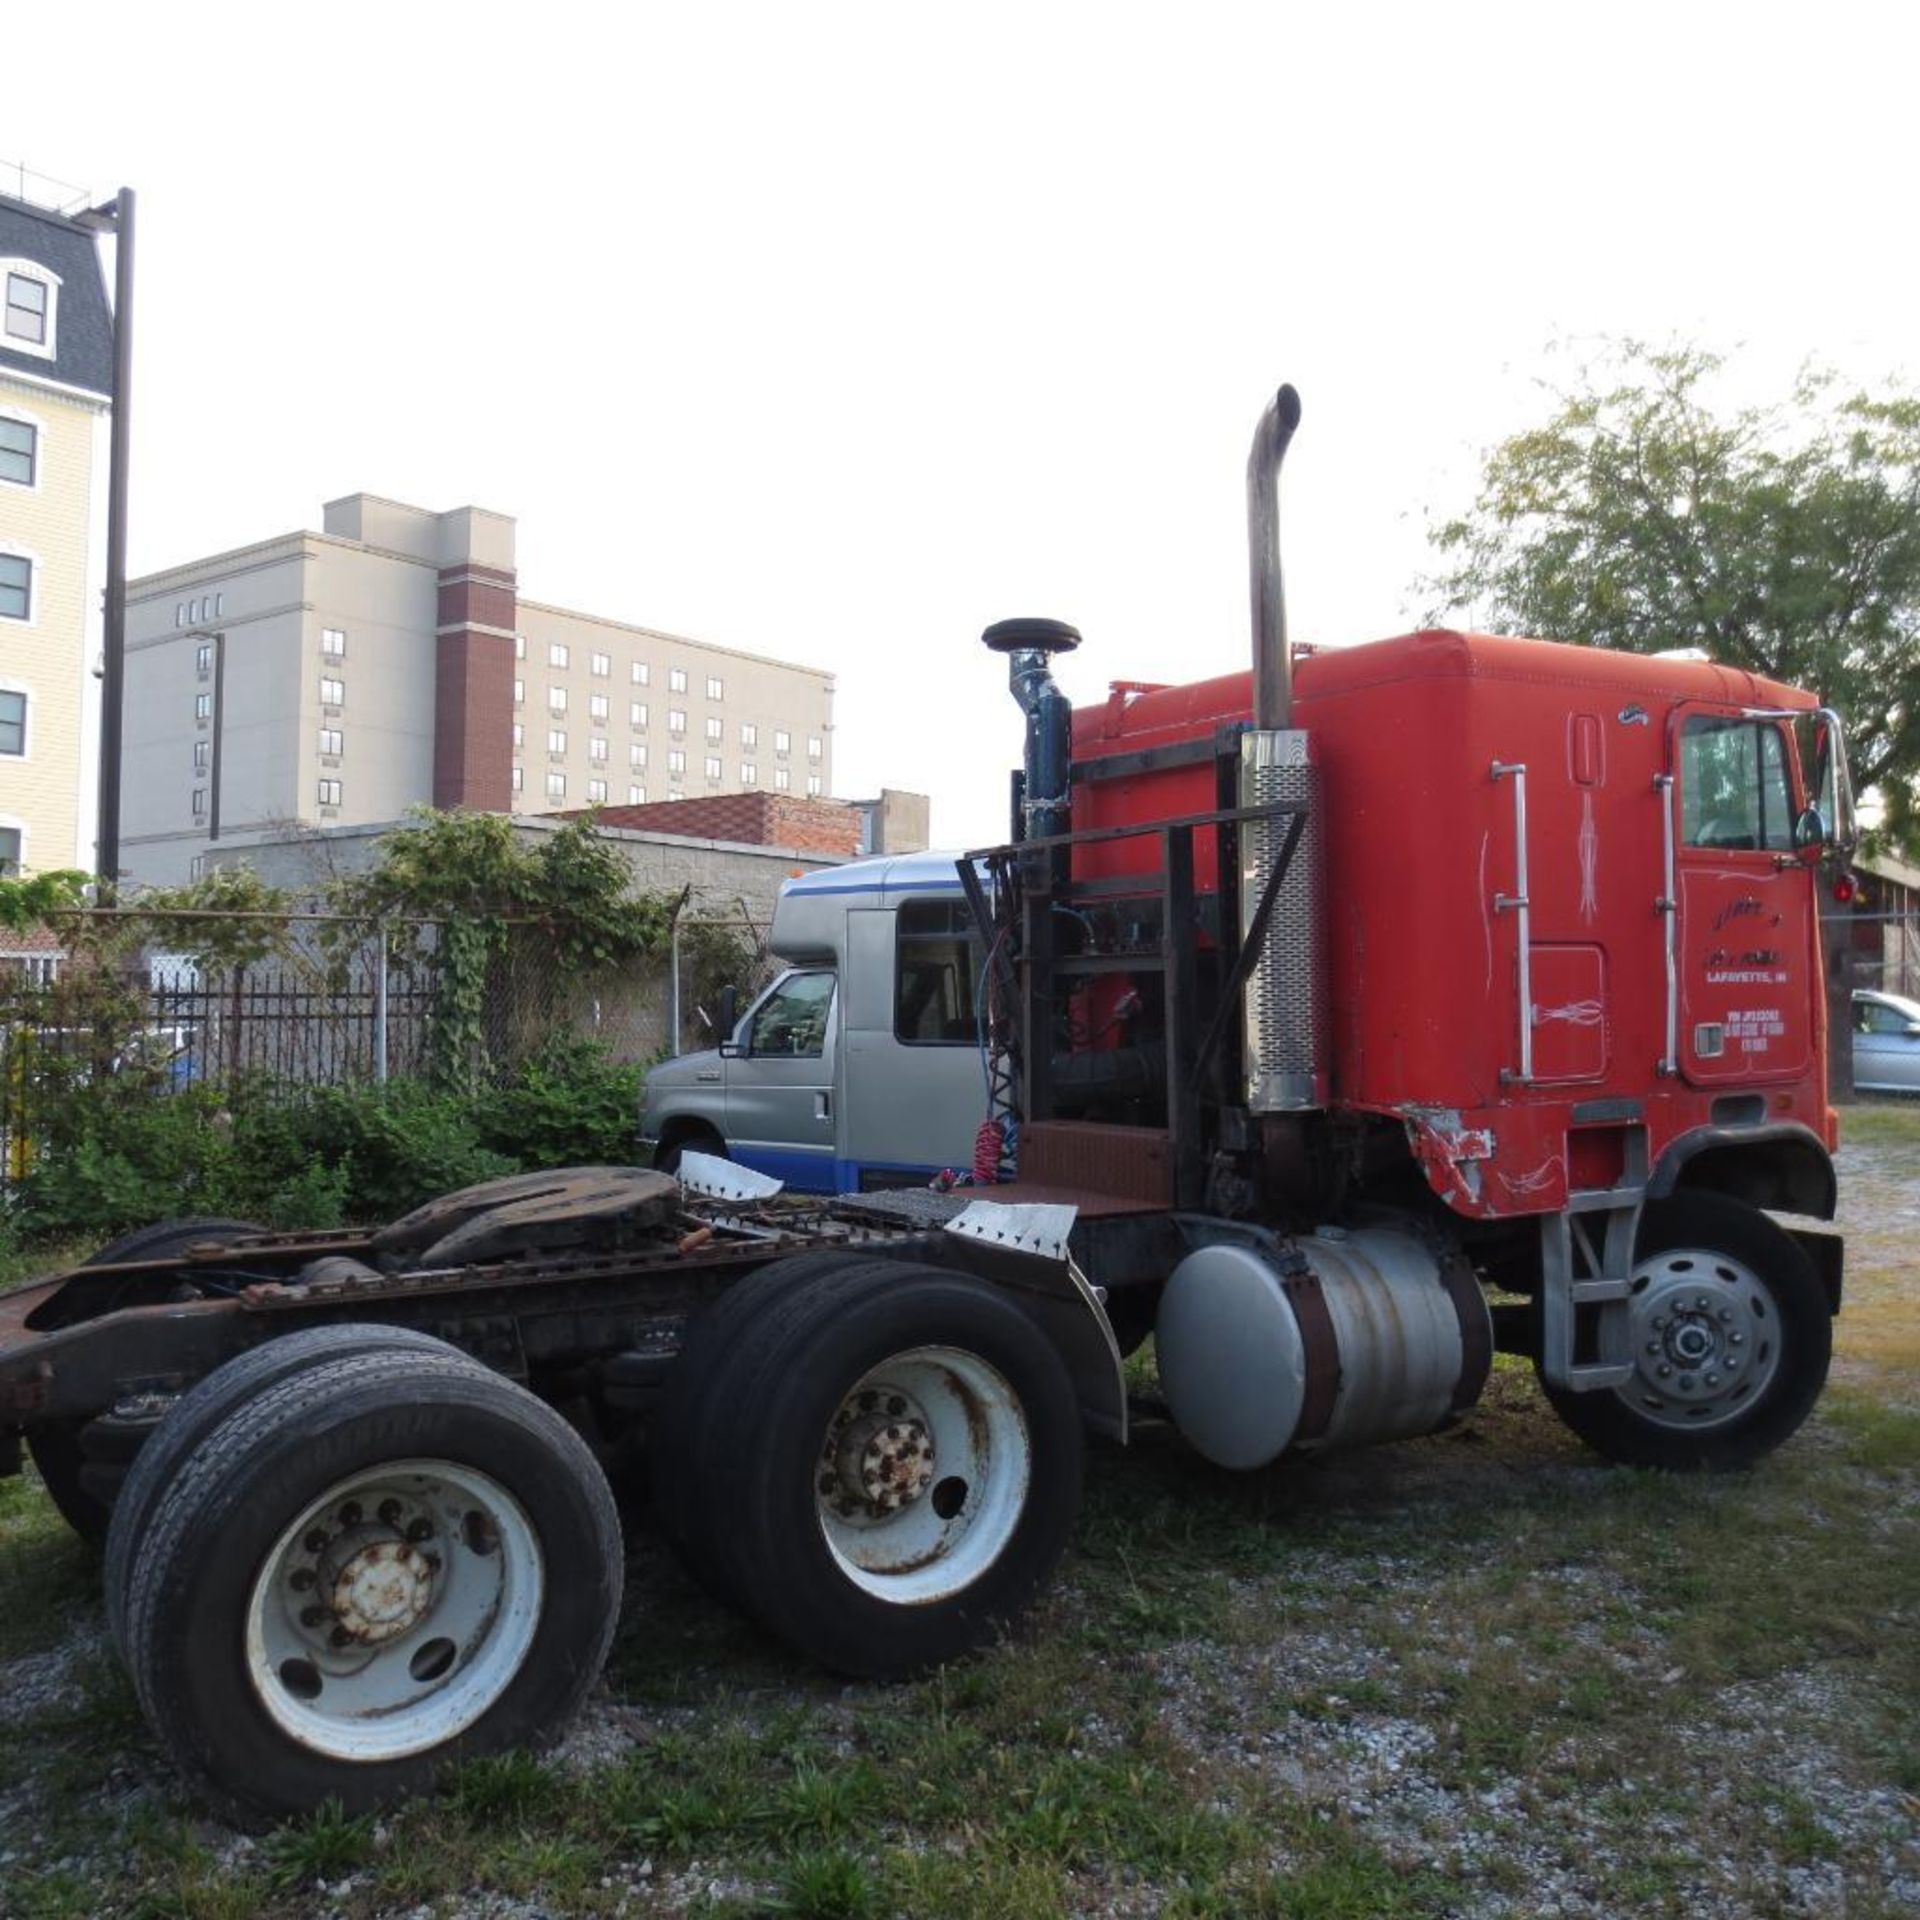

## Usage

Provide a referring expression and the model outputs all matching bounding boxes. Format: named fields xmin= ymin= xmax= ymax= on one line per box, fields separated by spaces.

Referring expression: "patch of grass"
xmin=768 ymin=1846 xmax=884 ymax=1920
xmin=444 ymin=1748 xmax=567 ymax=1823
xmin=260 ymin=1798 xmax=374 ymax=1891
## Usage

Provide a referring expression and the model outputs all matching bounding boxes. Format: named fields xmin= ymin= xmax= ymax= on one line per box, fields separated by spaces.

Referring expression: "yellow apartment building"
xmin=0 ymin=189 xmax=113 ymax=876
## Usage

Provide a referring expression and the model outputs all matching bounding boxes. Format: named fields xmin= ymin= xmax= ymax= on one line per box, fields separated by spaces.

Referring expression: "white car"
xmin=1854 ymin=988 xmax=1920 ymax=1094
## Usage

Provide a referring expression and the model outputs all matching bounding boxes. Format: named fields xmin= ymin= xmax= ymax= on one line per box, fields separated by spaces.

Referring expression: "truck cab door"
xmin=1667 ymin=707 xmax=1812 ymax=1084
xmin=725 ymin=968 xmax=839 ymax=1188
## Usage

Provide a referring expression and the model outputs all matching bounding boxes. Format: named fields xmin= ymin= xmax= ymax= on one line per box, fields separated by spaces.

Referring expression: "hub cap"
xmin=244 ymin=1459 xmax=543 ymax=1761
xmin=1619 ymin=1247 xmax=1781 ymax=1430
xmin=815 ymin=1346 xmax=1030 ymax=1604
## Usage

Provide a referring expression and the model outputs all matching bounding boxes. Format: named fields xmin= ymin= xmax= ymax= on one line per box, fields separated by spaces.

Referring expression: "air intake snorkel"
xmin=983 ymin=617 xmax=1081 ymax=842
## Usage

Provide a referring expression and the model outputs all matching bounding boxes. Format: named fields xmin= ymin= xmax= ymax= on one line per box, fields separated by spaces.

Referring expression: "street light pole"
xmin=79 ymin=187 xmax=134 ymax=893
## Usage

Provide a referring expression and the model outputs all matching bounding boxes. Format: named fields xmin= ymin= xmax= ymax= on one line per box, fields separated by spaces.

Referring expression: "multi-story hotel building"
xmin=0 ymin=190 xmax=113 ymax=877
xmin=122 ymin=494 xmax=834 ymax=884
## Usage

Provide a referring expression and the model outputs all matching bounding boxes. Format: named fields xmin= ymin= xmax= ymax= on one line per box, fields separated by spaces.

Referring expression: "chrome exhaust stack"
xmin=1239 ymin=384 xmax=1325 ymax=1111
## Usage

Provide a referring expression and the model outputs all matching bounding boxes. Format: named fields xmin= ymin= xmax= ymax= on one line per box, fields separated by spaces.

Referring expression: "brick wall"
xmin=580 ymin=793 xmax=862 ymax=857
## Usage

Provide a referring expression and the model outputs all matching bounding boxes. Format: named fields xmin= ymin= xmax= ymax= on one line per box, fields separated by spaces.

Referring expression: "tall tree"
xmin=1425 ymin=342 xmax=1920 ymax=853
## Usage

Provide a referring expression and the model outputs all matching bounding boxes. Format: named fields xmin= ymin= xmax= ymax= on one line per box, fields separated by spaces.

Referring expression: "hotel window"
xmin=196 ymin=643 xmax=214 ymax=675
xmin=740 ymin=762 xmax=758 ymax=786
xmin=549 ymin=642 xmax=569 ymax=668
xmin=0 ymin=554 xmax=30 ymax=621
xmin=321 ymin=627 xmax=346 ymax=659
xmin=774 ymin=767 xmax=791 ymax=791
xmin=704 ymin=756 xmax=723 ymax=781
xmin=740 ymin=722 xmax=757 ymax=749
xmin=514 ymin=679 xmax=524 ymax=705
xmin=808 ymin=736 xmax=823 ymax=761
xmin=318 ymin=728 xmax=343 ymax=757
xmin=774 ymin=729 xmax=791 ymax=755
xmin=192 ymin=739 xmax=209 ymax=773
xmin=0 ymin=418 xmax=35 ymax=487
xmin=0 ymin=690 xmax=22 ymax=755
xmin=627 ymin=784 xmax=644 ymax=804
xmin=807 ymin=773 xmax=823 ymax=796
xmin=590 ymin=737 xmax=608 ymax=764
xmin=631 ymin=661 xmax=650 ymax=686
xmin=629 ymin=743 xmax=647 ymax=769
xmin=546 ymin=772 xmax=566 ymax=800
xmin=630 ymin=702 xmax=647 ymax=727
xmin=588 ymin=779 xmax=608 ymax=803
xmin=511 ymin=766 xmax=524 ymax=792
xmin=549 ymin=686 xmax=567 ymax=714
xmin=191 ymin=788 xmax=206 ymax=817
xmin=320 ymin=676 xmax=344 ymax=706
xmin=669 ymin=667 xmax=687 ymax=693
xmin=590 ymin=693 xmax=609 ymax=722
xmin=667 ymin=748 xmax=685 ymax=776
xmin=3 ymin=270 xmax=52 ymax=350
xmin=515 ymin=634 xmax=526 ymax=660
xmin=513 ymin=722 xmax=524 ymax=748
xmin=668 ymin=708 xmax=686 ymax=735
xmin=195 ymin=692 xmax=213 ymax=721
xmin=547 ymin=729 xmax=567 ymax=755
xmin=706 ymin=675 xmax=723 ymax=701
xmin=705 ymin=715 xmax=722 ymax=743
xmin=317 ymin=778 xmax=343 ymax=807
xmin=591 ymin=652 xmax=611 ymax=677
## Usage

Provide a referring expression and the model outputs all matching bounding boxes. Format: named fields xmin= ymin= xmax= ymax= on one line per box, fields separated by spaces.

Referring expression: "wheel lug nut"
xmin=290 ymin=1568 xmax=315 ymax=1593
xmin=406 ymin=1518 xmax=432 ymax=1542
xmin=378 ymin=1499 xmax=402 ymax=1527
xmin=1657 ymin=1365 xmax=1672 ymax=1379
xmin=1729 ymin=1334 xmax=1744 ymax=1348
xmin=338 ymin=1501 xmax=361 ymax=1528
xmin=329 ymin=1626 xmax=353 ymax=1648
xmin=1679 ymin=1375 xmax=1695 ymax=1392
xmin=1652 ymin=1316 xmax=1668 ymax=1331
xmin=1705 ymin=1374 xmax=1719 ymax=1388
xmin=301 ymin=1605 xmax=327 ymax=1628
xmin=1646 ymin=1341 xmax=1660 ymax=1355
xmin=303 ymin=1529 xmax=328 ymax=1554
xmin=1717 ymin=1309 xmax=1732 ymax=1324
xmin=887 ymin=1396 xmax=906 ymax=1416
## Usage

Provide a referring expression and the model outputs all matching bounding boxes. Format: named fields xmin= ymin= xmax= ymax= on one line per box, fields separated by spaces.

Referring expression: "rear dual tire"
xmin=656 ymin=1255 xmax=1083 ymax=1677
xmin=118 ymin=1347 xmax=622 ymax=1824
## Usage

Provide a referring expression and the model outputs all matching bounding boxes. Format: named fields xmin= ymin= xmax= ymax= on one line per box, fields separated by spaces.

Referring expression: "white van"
xmin=640 ymin=852 xmax=989 ymax=1193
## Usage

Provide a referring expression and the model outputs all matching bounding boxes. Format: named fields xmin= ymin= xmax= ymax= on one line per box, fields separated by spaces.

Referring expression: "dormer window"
xmin=1 ymin=265 xmax=57 ymax=360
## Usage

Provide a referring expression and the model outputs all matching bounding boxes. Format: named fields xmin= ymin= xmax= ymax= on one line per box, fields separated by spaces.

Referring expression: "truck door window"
xmin=895 ymin=899 xmax=984 ymax=1045
xmin=1680 ymin=717 xmax=1794 ymax=852
xmin=748 ymin=971 xmax=834 ymax=1057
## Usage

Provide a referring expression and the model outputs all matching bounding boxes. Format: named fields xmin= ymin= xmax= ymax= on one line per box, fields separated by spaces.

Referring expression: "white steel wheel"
xmin=245 ymin=1459 xmax=543 ymax=1763
xmin=815 ymin=1345 xmax=1032 ymax=1605
xmin=1617 ymin=1246 xmax=1784 ymax=1431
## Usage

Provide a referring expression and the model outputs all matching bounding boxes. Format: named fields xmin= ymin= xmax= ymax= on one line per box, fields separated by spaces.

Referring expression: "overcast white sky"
xmin=10 ymin=2 xmax=1917 ymax=848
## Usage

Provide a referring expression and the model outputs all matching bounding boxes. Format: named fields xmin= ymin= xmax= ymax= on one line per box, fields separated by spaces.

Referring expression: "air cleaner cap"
xmin=982 ymin=618 xmax=1081 ymax=655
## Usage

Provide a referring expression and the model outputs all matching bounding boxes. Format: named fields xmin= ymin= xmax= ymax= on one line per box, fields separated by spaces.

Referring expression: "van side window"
xmin=1680 ymin=717 xmax=1794 ymax=852
xmin=895 ymin=899 xmax=983 ymax=1046
xmin=748 ymin=971 xmax=834 ymax=1057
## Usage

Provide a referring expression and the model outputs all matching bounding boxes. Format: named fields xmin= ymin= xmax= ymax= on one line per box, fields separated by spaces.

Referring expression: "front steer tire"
xmin=695 ymin=1258 xmax=1084 ymax=1678
xmin=1539 ymin=1191 xmax=1832 ymax=1472
xmin=121 ymin=1347 xmax=623 ymax=1825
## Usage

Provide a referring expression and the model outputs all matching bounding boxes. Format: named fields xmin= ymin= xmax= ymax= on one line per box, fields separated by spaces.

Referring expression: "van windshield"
xmin=748 ymin=971 xmax=834 ymax=1057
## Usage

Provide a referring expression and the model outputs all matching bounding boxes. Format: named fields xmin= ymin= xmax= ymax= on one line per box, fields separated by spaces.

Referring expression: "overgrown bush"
xmin=8 ymin=1040 xmax=647 ymax=1244
xmin=472 ymin=1035 xmax=645 ymax=1168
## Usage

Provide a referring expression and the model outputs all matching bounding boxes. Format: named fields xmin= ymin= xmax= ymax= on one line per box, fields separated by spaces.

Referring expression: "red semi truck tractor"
xmin=0 ymin=385 xmax=1852 ymax=1820
xmin=964 ymin=384 xmax=1851 ymax=1475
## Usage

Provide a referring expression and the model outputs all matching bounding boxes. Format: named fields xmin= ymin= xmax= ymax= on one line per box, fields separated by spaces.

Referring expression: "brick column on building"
xmin=434 ymin=562 xmax=517 ymax=809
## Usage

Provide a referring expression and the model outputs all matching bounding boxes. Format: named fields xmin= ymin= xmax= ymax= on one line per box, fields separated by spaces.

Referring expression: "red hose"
xmin=972 ymin=1117 xmax=1004 ymax=1186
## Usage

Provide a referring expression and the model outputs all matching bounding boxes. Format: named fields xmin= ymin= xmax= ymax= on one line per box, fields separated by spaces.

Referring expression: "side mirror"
xmin=1792 ymin=806 xmax=1828 ymax=859
xmin=719 ymin=1039 xmax=744 ymax=1060
xmin=1905 ymin=1021 xmax=1920 ymax=1040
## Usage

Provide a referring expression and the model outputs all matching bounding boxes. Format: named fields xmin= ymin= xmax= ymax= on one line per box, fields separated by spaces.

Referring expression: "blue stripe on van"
xmin=730 ymin=1145 xmax=945 ymax=1194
